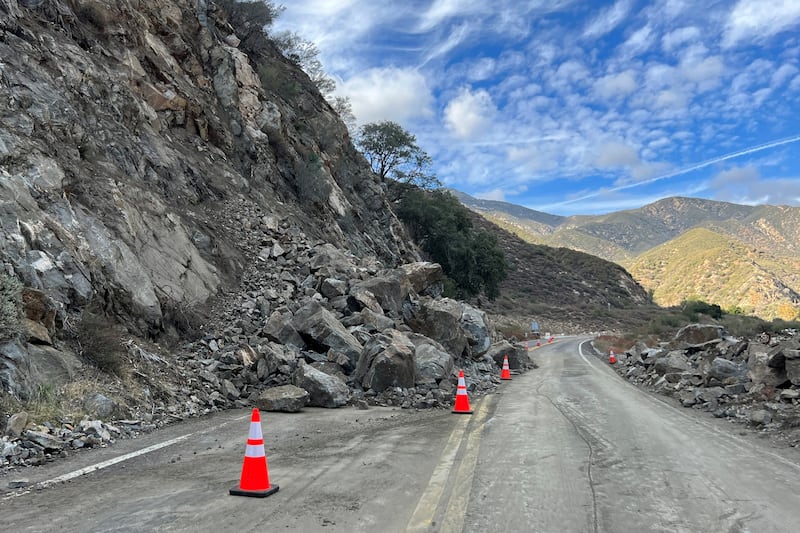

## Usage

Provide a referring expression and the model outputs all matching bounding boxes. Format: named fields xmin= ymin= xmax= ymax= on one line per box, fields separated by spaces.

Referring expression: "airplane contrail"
xmin=554 ymin=134 xmax=800 ymax=207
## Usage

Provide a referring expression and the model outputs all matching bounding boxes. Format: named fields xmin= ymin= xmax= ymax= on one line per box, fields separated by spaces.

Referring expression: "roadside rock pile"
xmin=1 ymin=410 xmax=153 ymax=471
xmin=1 ymin=212 xmax=533 ymax=470
xmin=609 ymin=324 xmax=800 ymax=432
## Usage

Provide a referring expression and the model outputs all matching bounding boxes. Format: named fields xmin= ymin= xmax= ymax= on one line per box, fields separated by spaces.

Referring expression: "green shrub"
xmin=0 ymin=273 xmax=23 ymax=341
xmin=397 ymin=189 xmax=507 ymax=300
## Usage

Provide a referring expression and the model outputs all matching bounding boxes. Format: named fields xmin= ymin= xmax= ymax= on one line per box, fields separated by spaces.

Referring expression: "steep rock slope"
xmin=0 ymin=0 xmax=416 ymax=336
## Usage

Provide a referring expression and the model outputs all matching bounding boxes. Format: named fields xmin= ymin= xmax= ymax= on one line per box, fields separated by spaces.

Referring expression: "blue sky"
xmin=273 ymin=0 xmax=800 ymax=215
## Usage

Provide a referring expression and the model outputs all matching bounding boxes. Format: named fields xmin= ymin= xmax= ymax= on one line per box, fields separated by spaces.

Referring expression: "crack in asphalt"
xmin=534 ymin=378 xmax=600 ymax=533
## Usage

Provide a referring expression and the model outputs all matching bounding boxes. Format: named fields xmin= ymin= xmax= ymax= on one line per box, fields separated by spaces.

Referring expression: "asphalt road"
xmin=3 ymin=337 xmax=800 ymax=532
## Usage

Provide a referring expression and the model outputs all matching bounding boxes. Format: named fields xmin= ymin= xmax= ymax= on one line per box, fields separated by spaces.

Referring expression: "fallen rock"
xmin=293 ymin=363 xmax=350 ymax=408
xmin=256 ymin=385 xmax=309 ymax=412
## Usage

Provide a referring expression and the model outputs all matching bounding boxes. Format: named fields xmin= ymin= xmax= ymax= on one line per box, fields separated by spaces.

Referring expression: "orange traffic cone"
xmin=609 ymin=350 xmax=617 ymax=364
xmin=452 ymin=370 xmax=474 ymax=414
xmin=547 ymin=336 xmax=554 ymax=344
xmin=500 ymin=355 xmax=512 ymax=380
xmin=230 ymin=408 xmax=279 ymax=498
xmin=536 ymin=340 xmax=541 ymax=347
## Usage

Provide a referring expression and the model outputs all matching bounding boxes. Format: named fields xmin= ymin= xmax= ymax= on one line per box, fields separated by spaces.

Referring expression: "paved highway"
xmin=3 ymin=337 xmax=800 ymax=532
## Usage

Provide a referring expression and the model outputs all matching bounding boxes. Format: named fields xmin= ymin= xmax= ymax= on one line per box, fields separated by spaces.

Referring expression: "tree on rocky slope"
xmin=356 ymin=121 xmax=440 ymax=195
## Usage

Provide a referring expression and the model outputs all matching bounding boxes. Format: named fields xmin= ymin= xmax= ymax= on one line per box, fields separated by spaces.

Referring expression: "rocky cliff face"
xmin=0 ymin=0 xmax=417 ymax=337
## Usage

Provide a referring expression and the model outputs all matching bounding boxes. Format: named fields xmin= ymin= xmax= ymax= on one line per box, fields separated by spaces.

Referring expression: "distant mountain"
xmin=465 ymin=211 xmax=652 ymax=331
xmin=454 ymin=192 xmax=800 ymax=320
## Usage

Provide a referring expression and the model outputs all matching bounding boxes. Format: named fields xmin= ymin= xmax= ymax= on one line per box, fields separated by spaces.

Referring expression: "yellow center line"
xmin=406 ymin=395 xmax=495 ymax=532
xmin=439 ymin=397 xmax=494 ymax=533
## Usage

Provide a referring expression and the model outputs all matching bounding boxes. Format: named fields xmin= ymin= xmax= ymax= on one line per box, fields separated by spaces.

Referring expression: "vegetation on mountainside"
xmin=627 ymin=227 xmax=800 ymax=321
xmin=397 ymin=190 xmax=507 ymax=300
xmin=0 ymin=273 xmax=23 ymax=341
xmin=457 ymin=193 xmax=800 ymax=322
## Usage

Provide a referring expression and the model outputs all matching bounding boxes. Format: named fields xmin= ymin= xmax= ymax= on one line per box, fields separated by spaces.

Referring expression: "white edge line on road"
xmin=39 ymin=433 xmax=194 ymax=488
xmin=3 ymin=413 xmax=252 ymax=500
xmin=577 ymin=339 xmax=800 ymax=474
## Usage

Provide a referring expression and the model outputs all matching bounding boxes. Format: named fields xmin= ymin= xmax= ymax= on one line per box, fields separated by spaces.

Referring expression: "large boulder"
xmin=292 ymin=363 xmax=350 ymax=408
xmin=785 ymin=349 xmax=800 ymax=386
xmin=292 ymin=301 xmax=363 ymax=368
xmin=350 ymin=269 xmax=412 ymax=316
xmin=263 ymin=310 xmax=305 ymax=349
xmin=671 ymin=324 xmax=724 ymax=347
xmin=0 ymin=340 xmax=82 ymax=401
xmin=414 ymin=343 xmax=454 ymax=386
xmin=485 ymin=341 xmax=529 ymax=370
xmin=748 ymin=343 xmax=789 ymax=387
xmin=356 ymin=331 xmax=416 ymax=392
xmin=460 ymin=306 xmax=492 ymax=357
xmin=399 ymin=262 xmax=444 ymax=296
xmin=256 ymin=385 xmax=309 ymax=412
xmin=653 ymin=351 xmax=691 ymax=375
xmin=403 ymin=297 xmax=468 ymax=358
xmin=706 ymin=357 xmax=747 ymax=383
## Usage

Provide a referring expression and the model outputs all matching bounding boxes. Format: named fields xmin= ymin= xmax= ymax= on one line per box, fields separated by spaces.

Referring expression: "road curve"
xmin=461 ymin=336 xmax=800 ymax=533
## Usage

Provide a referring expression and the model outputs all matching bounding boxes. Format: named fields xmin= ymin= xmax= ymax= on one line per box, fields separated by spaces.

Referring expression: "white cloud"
xmin=583 ymin=0 xmax=633 ymax=39
xmin=340 ymin=67 xmax=433 ymax=124
xmin=723 ymin=0 xmax=800 ymax=48
xmin=595 ymin=142 xmax=640 ymax=167
xmin=661 ymin=26 xmax=700 ymax=52
xmin=771 ymin=64 xmax=800 ymax=88
xmin=594 ymin=70 xmax=638 ymax=100
xmin=444 ymin=88 xmax=497 ymax=140
xmin=620 ymin=25 xmax=656 ymax=57
xmin=710 ymin=165 xmax=800 ymax=205
xmin=476 ymin=188 xmax=507 ymax=202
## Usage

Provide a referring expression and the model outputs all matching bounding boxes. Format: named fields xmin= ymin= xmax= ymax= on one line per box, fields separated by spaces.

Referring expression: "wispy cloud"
xmin=723 ymin=0 xmax=800 ymax=48
xmin=277 ymin=0 xmax=800 ymax=214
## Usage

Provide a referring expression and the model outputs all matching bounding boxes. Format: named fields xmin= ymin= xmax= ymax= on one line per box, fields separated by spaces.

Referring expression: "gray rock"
xmin=485 ymin=341 xmax=528 ymax=370
xmin=83 ymin=393 xmax=116 ymax=419
xmin=5 ymin=411 xmax=29 ymax=438
xmin=24 ymin=429 xmax=64 ymax=452
xmin=360 ymin=331 xmax=416 ymax=392
xmin=292 ymin=301 xmax=363 ymax=367
xmin=264 ymin=311 xmax=305 ymax=349
xmin=414 ymin=343 xmax=454 ymax=385
xmin=399 ymin=262 xmax=444 ymax=295
xmin=220 ymin=379 xmax=240 ymax=400
xmin=748 ymin=344 xmax=789 ymax=387
xmin=749 ymin=409 xmax=772 ymax=426
xmin=8 ymin=478 xmax=29 ymax=489
xmin=780 ymin=389 xmax=800 ymax=401
xmin=79 ymin=420 xmax=111 ymax=442
xmin=350 ymin=270 xmax=411 ymax=316
xmin=707 ymin=357 xmax=747 ymax=383
xmin=460 ymin=306 xmax=492 ymax=357
xmin=293 ymin=363 xmax=350 ymax=408
xmin=320 ymin=278 xmax=348 ymax=299
xmin=256 ymin=385 xmax=309 ymax=412
xmin=653 ymin=351 xmax=690 ymax=375
xmin=403 ymin=297 xmax=469 ymax=358
xmin=672 ymin=324 xmax=724 ymax=347
xmin=786 ymin=356 xmax=800 ymax=386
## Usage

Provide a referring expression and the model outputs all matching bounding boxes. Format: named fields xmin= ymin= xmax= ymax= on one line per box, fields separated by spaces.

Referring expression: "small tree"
xmin=356 ymin=121 xmax=440 ymax=192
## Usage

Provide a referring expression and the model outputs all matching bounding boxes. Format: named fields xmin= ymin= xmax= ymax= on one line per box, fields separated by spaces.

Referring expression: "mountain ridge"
xmin=455 ymin=191 xmax=800 ymax=320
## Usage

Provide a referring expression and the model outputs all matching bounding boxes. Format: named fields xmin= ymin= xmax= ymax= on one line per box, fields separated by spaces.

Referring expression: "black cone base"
xmin=229 ymin=485 xmax=280 ymax=498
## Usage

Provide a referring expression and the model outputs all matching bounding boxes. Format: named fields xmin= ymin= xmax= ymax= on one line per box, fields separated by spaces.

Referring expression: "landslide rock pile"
xmin=609 ymin=324 xmax=800 ymax=432
xmin=1 ymin=207 xmax=533 ymax=470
